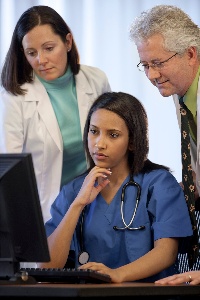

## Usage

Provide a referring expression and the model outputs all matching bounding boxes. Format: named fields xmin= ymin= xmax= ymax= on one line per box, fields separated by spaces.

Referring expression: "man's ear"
xmin=187 ymin=46 xmax=198 ymax=66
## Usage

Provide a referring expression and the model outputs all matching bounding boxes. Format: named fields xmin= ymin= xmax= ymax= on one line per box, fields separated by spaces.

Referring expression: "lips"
xmin=156 ymin=79 xmax=169 ymax=85
xmin=93 ymin=152 xmax=108 ymax=159
xmin=94 ymin=152 xmax=107 ymax=156
xmin=39 ymin=67 xmax=53 ymax=72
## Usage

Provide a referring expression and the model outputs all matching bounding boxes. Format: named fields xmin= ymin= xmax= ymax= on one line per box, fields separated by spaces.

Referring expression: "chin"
xmin=94 ymin=161 xmax=108 ymax=168
xmin=38 ymin=71 xmax=58 ymax=81
xmin=158 ymin=89 xmax=173 ymax=97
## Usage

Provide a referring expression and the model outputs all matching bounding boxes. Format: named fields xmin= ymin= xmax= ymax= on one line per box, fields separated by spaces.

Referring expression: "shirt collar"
xmin=184 ymin=66 xmax=200 ymax=117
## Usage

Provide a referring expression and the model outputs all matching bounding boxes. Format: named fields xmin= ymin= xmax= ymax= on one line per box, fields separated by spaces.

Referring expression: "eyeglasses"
xmin=137 ymin=53 xmax=178 ymax=72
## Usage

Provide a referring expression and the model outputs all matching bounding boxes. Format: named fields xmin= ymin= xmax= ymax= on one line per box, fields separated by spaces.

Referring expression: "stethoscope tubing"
xmin=113 ymin=176 xmax=145 ymax=231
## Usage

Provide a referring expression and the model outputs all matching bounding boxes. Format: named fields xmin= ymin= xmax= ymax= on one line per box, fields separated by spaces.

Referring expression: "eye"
xmin=89 ymin=128 xmax=97 ymax=135
xmin=26 ymin=50 xmax=36 ymax=57
xmin=110 ymin=132 xmax=119 ymax=138
xmin=153 ymin=62 xmax=164 ymax=68
xmin=45 ymin=46 xmax=54 ymax=52
xmin=141 ymin=64 xmax=149 ymax=70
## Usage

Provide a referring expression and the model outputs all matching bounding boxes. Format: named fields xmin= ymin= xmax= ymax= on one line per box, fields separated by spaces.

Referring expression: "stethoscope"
xmin=113 ymin=175 xmax=145 ymax=231
xmin=78 ymin=175 xmax=145 ymax=265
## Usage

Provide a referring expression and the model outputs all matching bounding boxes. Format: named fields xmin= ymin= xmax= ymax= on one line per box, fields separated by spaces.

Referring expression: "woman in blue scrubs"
xmin=40 ymin=92 xmax=193 ymax=283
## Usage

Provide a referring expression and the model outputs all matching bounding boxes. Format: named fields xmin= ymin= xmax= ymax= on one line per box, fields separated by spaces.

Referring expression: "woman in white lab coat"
xmin=0 ymin=5 xmax=111 ymax=223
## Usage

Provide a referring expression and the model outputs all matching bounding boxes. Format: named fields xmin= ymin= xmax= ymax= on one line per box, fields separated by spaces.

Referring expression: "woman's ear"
xmin=65 ymin=33 xmax=72 ymax=51
xmin=128 ymin=142 xmax=134 ymax=151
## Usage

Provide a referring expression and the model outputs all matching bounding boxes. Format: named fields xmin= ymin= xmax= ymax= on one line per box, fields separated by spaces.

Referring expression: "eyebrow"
xmin=90 ymin=124 xmax=122 ymax=132
xmin=140 ymin=58 xmax=162 ymax=63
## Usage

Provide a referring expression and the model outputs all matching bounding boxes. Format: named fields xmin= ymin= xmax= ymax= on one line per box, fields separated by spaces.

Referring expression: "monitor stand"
xmin=0 ymin=262 xmax=36 ymax=285
xmin=0 ymin=271 xmax=37 ymax=285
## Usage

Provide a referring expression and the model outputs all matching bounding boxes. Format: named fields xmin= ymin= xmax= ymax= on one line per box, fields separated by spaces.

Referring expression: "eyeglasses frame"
xmin=137 ymin=52 xmax=178 ymax=72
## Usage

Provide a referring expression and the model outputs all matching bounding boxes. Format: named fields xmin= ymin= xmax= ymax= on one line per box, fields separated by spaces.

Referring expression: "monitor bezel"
xmin=0 ymin=153 xmax=50 ymax=282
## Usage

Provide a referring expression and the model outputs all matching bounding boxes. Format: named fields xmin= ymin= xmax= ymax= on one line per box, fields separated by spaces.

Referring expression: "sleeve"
xmin=146 ymin=170 xmax=193 ymax=240
xmin=0 ymin=90 xmax=24 ymax=152
xmin=44 ymin=176 xmax=83 ymax=237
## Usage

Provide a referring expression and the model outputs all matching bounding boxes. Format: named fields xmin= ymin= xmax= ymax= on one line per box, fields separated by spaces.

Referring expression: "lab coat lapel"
xmin=75 ymin=71 xmax=94 ymax=136
xmin=30 ymin=77 xmax=63 ymax=151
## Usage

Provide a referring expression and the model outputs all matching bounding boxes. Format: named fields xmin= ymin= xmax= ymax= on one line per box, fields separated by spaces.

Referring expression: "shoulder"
xmin=62 ymin=173 xmax=87 ymax=197
xmin=0 ymin=76 xmax=46 ymax=100
xmin=80 ymin=65 xmax=106 ymax=76
xmin=75 ymin=64 xmax=111 ymax=93
xmin=137 ymin=169 xmax=185 ymax=212
xmin=139 ymin=168 xmax=181 ymax=191
xmin=78 ymin=64 xmax=110 ymax=86
xmin=0 ymin=86 xmax=23 ymax=105
xmin=50 ymin=174 xmax=87 ymax=214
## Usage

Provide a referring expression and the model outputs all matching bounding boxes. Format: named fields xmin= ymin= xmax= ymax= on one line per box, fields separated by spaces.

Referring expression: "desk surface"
xmin=0 ymin=281 xmax=200 ymax=299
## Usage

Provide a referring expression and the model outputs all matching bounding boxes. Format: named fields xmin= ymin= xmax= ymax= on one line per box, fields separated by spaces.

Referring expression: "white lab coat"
xmin=0 ymin=64 xmax=111 ymax=222
xmin=173 ymin=76 xmax=200 ymax=196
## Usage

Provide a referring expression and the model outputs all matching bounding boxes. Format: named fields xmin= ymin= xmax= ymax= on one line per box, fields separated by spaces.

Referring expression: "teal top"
xmin=37 ymin=68 xmax=87 ymax=189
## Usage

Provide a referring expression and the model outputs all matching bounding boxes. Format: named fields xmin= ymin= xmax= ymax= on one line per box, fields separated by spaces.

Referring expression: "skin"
xmin=155 ymin=270 xmax=200 ymax=285
xmin=38 ymin=108 xmax=178 ymax=283
xmin=136 ymin=34 xmax=199 ymax=97
xmin=137 ymin=33 xmax=200 ymax=285
xmin=22 ymin=24 xmax=72 ymax=81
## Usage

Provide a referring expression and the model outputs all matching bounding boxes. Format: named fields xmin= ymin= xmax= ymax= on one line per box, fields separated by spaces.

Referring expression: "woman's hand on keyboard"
xmin=79 ymin=262 xmax=122 ymax=283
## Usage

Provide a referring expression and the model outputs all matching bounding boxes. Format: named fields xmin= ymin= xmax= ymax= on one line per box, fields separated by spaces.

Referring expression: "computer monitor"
xmin=0 ymin=153 xmax=50 ymax=284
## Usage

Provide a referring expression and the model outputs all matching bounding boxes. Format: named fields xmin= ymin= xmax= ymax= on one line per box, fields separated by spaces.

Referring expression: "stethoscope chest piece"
xmin=78 ymin=251 xmax=90 ymax=265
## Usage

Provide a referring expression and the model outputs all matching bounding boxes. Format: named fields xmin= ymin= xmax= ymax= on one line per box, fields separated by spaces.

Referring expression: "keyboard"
xmin=20 ymin=268 xmax=111 ymax=284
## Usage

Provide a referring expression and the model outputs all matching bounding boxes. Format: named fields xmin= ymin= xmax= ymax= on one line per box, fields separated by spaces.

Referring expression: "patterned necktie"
xmin=179 ymin=97 xmax=199 ymax=269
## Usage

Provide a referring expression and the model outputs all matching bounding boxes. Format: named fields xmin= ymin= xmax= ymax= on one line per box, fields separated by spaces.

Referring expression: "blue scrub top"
xmin=45 ymin=168 xmax=193 ymax=282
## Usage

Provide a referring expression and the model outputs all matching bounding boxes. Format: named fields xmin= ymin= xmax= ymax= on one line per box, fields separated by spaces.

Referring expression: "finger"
xmin=189 ymin=278 xmax=200 ymax=285
xmin=155 ymin=275 xmax=176 ymax=284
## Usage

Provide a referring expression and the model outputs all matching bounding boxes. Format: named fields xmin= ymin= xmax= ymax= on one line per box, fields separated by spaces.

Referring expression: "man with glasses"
xmin=129 ymin=4 xmax=200 ymax=285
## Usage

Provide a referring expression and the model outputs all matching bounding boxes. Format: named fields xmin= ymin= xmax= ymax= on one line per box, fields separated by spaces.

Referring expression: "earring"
xmin=67 ymin=48 xmax=71 ymax=52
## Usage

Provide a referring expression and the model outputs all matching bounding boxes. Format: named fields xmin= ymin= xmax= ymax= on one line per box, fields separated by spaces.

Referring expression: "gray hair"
xmin=129 ymin=5 xmax=200 ymax=59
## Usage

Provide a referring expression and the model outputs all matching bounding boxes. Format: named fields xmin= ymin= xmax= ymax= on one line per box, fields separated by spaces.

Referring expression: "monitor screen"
xmin=0 ymin=153 xmax=50 ymax=282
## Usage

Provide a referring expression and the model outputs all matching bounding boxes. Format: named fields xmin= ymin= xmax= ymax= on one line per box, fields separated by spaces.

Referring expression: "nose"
xmin=37 ymin=51 xmax=48 ymax=65
xmin=95 ymin=137 xmax=106 ymax=149
xmin=146 ymin=67 xmax=161 ymax=81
